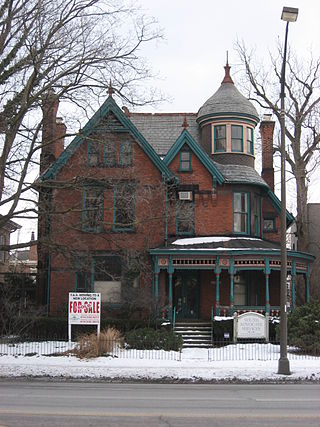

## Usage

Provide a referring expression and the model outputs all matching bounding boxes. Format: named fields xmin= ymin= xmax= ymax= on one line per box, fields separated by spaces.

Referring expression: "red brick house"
xmin=37 ymin=64 xmax=313 ymax=319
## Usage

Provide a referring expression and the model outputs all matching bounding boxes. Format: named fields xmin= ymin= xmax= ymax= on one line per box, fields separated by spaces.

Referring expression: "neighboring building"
xmin=10 ymin=232 xmax=38 ymax=275
xmin=0 ymin=216 xmax=21 ymax=283
xmin=37 ymin=64 xmax=314 ymax=318
xmin=305 ymin=204 xmax=320 ymax=297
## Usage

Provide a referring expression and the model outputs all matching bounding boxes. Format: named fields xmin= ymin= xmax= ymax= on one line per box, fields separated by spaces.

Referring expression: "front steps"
xmin=174 ymin=321 xmax=212 ymax=348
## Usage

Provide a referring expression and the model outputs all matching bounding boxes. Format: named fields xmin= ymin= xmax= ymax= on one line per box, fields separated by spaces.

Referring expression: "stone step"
xmin=174 ymin=321 xmax=213 ymax=348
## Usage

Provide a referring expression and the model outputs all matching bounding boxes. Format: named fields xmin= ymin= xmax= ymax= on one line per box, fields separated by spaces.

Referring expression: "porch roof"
xmin=150 ymin=236 xmax=314 ymax=261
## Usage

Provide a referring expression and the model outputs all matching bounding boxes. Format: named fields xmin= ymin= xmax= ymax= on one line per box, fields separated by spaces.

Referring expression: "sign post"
xmin=68 ymin=293 xmax=101 ymax=343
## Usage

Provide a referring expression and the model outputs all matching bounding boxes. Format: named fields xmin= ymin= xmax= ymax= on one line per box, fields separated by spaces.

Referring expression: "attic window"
xmin=179 ymin=148 xmax=191 ymax=172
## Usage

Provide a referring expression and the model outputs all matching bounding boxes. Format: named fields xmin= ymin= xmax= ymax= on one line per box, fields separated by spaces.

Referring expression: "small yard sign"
xmin=233 ymin=312 xmax=269 ymax=342
xmin=68 ymin=292 xmax=101 ymax=342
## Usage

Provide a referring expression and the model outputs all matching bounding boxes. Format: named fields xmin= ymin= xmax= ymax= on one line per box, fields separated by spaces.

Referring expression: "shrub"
xmin=125 ymin=327 xmax=183 ymax=351
xmin=74 ymin=327 xmax=123 ymax=359
xmin=287 ymin=300 xmax=320 ymax=355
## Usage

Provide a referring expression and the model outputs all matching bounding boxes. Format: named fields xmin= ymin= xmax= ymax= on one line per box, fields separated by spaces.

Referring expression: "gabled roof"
xmin=40 ymin=96 xmax=174 ymax=181
xmin=130 ymin=113 xmax=200 ymax=157
xmin=163 ymin=129 xmax=225 ymax=185
xmin=267 ymin=189 xmax=295 ymax=226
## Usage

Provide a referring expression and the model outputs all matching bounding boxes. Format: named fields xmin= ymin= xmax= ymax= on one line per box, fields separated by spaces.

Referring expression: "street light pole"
xmin=278 ymin=6 xmax=298 ymax=376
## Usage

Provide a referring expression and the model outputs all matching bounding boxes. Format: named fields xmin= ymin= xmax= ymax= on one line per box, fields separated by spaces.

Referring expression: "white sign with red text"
xmin=68 ymin=292 xmax=101 ymax=325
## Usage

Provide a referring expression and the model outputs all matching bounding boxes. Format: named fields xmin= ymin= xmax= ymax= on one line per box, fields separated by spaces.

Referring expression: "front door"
xmin=173 ymin=272 xmax=200 ymax=319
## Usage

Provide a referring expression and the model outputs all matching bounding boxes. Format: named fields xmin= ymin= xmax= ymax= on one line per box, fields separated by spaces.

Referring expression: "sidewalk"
xmin=1 ymin=348 xmax=319 ymax=382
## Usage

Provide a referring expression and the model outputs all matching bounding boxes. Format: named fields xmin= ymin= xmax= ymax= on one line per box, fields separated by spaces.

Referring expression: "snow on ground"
xmin=0 ymin=344 xmax=319 ymax=382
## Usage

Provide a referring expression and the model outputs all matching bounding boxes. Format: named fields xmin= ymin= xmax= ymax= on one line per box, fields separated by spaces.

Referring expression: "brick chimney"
xmin=41 ymin=91 xmax=65 ymax=173
xmin=29 ymin=231 xmax=37 ymax=262
xmin=259 ymin=115 xmax=275 ymax=191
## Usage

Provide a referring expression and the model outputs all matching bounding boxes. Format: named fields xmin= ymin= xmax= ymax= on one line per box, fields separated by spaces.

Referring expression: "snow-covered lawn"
xmin=0 ymin=342 xmax=319 ymax=382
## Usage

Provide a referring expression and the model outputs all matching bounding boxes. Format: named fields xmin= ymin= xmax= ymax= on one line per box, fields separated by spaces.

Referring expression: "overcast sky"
xmin=136 ymin=0 xmax=320 ymax=113
xmin=133 ymin=0 xmax=320 ymax=205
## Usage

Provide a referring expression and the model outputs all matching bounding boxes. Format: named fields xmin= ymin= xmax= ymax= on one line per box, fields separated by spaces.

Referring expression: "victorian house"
xmin=37 ymin=64 xmax=313 ymax=319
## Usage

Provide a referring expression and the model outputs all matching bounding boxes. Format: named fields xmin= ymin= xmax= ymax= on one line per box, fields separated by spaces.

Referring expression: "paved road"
xmin=0 ymin=380 xmax=319 ymax=426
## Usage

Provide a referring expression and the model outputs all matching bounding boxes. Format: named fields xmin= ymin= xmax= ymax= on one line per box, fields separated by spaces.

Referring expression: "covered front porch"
xmin=150 ymin=237 xmax=313 ymax=321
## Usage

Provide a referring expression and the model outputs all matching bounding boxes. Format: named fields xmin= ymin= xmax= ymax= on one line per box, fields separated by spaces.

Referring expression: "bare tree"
xmin=0 ymin=0 xmax=162 ymax=250
xmin=236 ymin=42 xmax=320 ymax=296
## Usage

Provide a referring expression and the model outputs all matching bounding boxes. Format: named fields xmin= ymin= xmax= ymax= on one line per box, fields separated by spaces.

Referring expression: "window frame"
xmin=246 ymin=127 xmax=254 ymax=155
xmin=233 ymin=192 xmax=250 ymax=235
xmin=87 ymin=139 xmax=100 ymax=167
xmin=252 ymin=194 xmax=261 ymax=237
xmin=93 ymin=254 xmax=122 ymax=305
xmin=176 ymin=199 xmax=195 ymax=236
xmin=231 ymin=125 xmax=243 ymax=152
xmin=263 ymin=218 xmax=276 ymax=232
xmin=82 ymin=186 xmax=104 ymax=233
xmin=103 ymin=140 xmax=116 ymax=167
xmin=179 ymin=149 xmax=191 ymax=172
xmin=113 ymin=183 xmax=135 ymax=232
xmin=75 ymin=256 xmax=92 ymax=292
xmin=120 ymin=140 xmax=132 ymax=167
xmin=213 ymin=125 xmax=226 ymax=152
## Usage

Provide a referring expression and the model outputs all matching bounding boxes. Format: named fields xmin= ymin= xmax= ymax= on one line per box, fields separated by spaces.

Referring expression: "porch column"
xmin=168 ymin=273 xmax=173 ymax=321
xmin=230 ymin=273 xmax=234 ymax=315
xmin=265 ymin=274 xmax=270 ymax=314
xmin=215 ymin=273 xmax=220 ymax=316
xmin=154 ymin=272 xmax=159 ymax=304
xmin=291 ymin=274 xmax=296 ymax=309
xmin=305 ymin=274 xmax=310 ymax=303
xmin=229 ymin=259 xmax=235 ymax=316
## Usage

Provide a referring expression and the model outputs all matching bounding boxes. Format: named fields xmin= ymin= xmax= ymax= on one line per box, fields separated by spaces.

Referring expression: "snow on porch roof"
xmin=169 ymin=236 xmax=281 ymax=251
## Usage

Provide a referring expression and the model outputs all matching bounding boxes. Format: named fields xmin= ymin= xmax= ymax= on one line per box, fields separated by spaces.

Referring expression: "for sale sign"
xmin=68 ymin=292 xmax=101 ymax=325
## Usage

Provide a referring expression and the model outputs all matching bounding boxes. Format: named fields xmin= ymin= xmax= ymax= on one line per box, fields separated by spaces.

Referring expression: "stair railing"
xmin=211 ymin=305 xmax=214 ymax=345
xmin=172 ymin=306 xmax=176 ymax=332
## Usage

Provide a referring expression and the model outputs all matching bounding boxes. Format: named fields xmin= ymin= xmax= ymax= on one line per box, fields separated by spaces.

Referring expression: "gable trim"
xmin=267 ymin=189 xmax=295 ymax=226
xmin=40 ymin=96 xmax=174 ymax=181
xmin=163 ymin=129 xmax=225 ymax=185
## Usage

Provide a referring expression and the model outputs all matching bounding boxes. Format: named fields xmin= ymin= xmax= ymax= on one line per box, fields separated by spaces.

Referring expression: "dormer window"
xmin=231 ymin=125 xmax=243 ymax=152
xmin=214 ymin=125 xmax=226 ymax=152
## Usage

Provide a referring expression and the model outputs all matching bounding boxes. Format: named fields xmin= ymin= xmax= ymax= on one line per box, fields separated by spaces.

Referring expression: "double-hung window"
xmin=120 ymin=141 xmax=132 ymax=166
xmin=176 ymin=199 xmax=194 ymax=235
xmin=247 ymin=127 xmax=254 ymax=154
xmin=252 ymin=194 xmax=261 ymax=237
xmin=214 ymin=125 xmax=226 ymax=152
xmin=179 ymin=148 xmax=191 ymax=171
xmin=233 ymin=192 xmax=249 ymax=234
xmin=93 ymin=255 xmax=122 ymax=303
xmin=113 ymin=183 xmax=135 ymax=231
xmin=83 ymin=187 xmax=104 ymax=232
xmin=104 ymin=141 xmax=116 ymax=167
xmin=231 ymin=125 xmax=243 ymax=152
xmin=88 ymin=135 xmax=116 ymax=167
xmin=87 ymin=140 xmax=99 ymax=166
xmin=75 ymin=256 xmax=91 ymax=292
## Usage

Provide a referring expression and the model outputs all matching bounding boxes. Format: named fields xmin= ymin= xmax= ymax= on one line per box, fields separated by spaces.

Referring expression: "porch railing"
xmin=215 ymin=305 xmax=281 ymax=317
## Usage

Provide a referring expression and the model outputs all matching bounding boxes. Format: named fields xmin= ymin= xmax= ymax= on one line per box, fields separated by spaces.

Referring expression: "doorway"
xmin=173 ymin=271 xmax=200 ymax=319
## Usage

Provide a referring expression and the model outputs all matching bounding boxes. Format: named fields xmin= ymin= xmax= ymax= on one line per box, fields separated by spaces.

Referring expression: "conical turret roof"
xmin=197 ymin=63 xmax=259 ymax=124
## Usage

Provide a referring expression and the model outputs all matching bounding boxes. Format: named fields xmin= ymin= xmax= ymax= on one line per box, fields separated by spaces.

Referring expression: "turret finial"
xmin=222 ymin=52 xmax=234 ymax=84
xmin=182 ymin=114 xmax=189 ymax=129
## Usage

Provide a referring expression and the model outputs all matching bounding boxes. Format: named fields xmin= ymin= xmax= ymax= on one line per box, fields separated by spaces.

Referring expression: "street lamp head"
xmin=281 ymin=6 xmax=299 ymax=22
